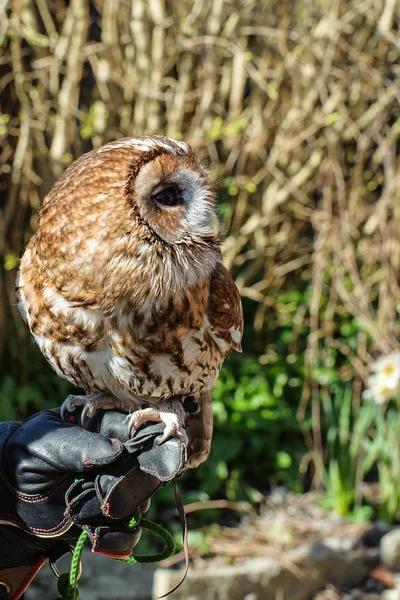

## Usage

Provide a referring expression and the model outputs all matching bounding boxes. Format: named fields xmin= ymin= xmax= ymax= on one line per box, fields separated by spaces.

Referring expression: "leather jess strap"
xmin=157 ymin=480 xmax=189 ymax=599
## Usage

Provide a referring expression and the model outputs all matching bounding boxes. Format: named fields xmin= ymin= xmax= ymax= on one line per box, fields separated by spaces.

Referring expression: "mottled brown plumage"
xmin=16 ymin=136 xmax=243 ymax=467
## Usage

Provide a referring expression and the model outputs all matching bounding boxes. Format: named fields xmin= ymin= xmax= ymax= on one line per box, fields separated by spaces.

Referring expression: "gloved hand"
xmin=0 ymin=408 xmax=186 ymax=599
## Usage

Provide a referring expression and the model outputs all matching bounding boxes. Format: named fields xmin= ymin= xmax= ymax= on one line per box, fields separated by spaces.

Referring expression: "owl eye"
xmin=152 ymin=186 xmax=180 ymax=207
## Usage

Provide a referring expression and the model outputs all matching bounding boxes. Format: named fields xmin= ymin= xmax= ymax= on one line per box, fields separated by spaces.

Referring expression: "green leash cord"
xmin=55 ymin=508 xmax=176 ymax=600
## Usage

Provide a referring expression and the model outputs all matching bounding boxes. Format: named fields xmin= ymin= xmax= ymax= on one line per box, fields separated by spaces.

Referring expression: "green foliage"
xmin=317 ymin=387 xmax=400 ymax=524
xmin=210 ymin=356 xmax=303 ymax=494
xmin=79 ymin=102 xmax=109 ymax=141
xmin=0 ymin=374 xmax=72 ymax=422
xmin=316 ymin=386 xmax=376 ymax=516
xmin=207 ymin=116 xmax=247 ymax=142
xmin=3 ymin=253 xmax=18 ymax=271
xmin=172 ymin=356 xmax=305 ymax=509
xmin=149 ymin=355 xmax=305 ymax=520
xmin=0 ymin=113 xmax=10 ymax=135
xmin=0 ymin=336 xmax=73 ymax=422
xmin=373 ymin=409 xmax=400 ymax=523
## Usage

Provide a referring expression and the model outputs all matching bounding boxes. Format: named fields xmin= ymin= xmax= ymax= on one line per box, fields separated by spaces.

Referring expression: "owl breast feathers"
xmin=16 ymin=136 xmax=243 ymax=466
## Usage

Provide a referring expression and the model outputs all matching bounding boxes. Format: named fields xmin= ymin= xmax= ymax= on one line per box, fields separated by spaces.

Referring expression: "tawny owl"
xmin=16 ymin=136 xmax=243 ymax=467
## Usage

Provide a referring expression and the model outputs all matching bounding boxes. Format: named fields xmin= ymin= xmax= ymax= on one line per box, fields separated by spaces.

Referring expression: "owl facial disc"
xmin=134 ymin=153 xmax=219 ymax=244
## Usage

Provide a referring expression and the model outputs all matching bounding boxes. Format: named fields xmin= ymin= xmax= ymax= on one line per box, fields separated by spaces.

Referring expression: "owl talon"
xmin=127 ymin=412 xmax=143 ymax=437
xmin=61 ymin=393 xmax=121 ymax=427
xmin=80 ymin=402 xmax=95 ymax=428
xmin=128 ymin=407 xmax=188 ymax=446
xmin=156 ymin=425 xmax=175 ymax=446
xmin=60 ymin=395 xmax=89 ymax=422
xmin=157 ymin=425 xmax=189 ymax=446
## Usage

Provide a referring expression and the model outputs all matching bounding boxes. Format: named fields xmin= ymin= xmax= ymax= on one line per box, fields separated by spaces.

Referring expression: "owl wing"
xmin=186 ymin=264 xmax=242 ymax=467
xmin=206 ymin=261 xmax=243 ymax=353
xmin=186 ymin=391 xmax=213 ymax=468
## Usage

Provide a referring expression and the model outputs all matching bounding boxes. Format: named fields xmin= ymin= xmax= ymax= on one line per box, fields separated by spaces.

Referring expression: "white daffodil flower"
xmin=371 ymin=352 xmax=400 ymax=376
xmin=363 ymin=352 xmax=400 ymax=404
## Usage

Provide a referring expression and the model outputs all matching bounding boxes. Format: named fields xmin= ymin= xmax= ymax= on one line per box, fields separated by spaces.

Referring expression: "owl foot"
xmin=128 ymin=403 xmax=188 ymax=446
xmin=61 ymin=392 xmax=119 ymax=427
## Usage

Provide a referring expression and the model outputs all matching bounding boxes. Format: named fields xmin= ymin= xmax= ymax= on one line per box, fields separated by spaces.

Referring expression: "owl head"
xmin=124 ymin=137 xmax=219 ymax=245
xmin=36 ymin=136 xmax=222 ymax=304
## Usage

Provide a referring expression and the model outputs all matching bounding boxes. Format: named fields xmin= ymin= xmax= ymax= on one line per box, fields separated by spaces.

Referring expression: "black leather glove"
xmin=0 ymin=408 xmax=186 ymax=600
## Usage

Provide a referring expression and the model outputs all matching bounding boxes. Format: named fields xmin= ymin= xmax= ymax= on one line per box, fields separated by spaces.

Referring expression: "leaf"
xmin=277 ymin=451 xmax=292 ymax=469
xmin=4 ymin=253 xmax=18 ymax=270
xmin=324 ymin=112 xmax=342 ymax=126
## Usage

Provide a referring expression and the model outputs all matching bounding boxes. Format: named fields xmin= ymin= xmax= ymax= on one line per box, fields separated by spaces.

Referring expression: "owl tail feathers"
xmin=185 ymin=390 xmax=213 ymax=469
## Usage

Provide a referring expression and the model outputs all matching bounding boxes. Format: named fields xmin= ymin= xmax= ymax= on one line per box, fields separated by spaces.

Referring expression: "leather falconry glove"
xmin=0 ymin=407 xmax=186 ymax=600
